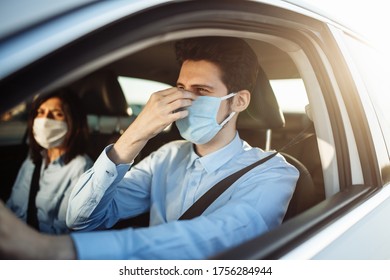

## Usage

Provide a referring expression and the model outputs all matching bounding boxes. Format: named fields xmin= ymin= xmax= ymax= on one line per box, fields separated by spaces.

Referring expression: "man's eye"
xmin=198 ymin=88 xmax=209 ymax=94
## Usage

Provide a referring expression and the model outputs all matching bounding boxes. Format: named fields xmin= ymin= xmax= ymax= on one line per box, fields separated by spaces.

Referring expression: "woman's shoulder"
xmin=19 ymin=154 xmax=34 ymax=169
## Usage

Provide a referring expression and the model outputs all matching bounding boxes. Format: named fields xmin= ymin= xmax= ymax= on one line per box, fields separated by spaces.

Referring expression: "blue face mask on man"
xmin=175 ymin=93 xmax=236 ymax=144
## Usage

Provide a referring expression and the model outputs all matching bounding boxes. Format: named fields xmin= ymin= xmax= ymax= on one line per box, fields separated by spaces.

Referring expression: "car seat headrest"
xmin=237 ymin=64 xmax=285 ymax=129
xmin=79 ymin=71 xmax=128 ymax=116
xmin=305 ymin=104 xmax=313 ymax=122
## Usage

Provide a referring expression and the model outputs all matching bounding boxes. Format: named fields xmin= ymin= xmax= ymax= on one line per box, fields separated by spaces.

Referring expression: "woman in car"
xmin=6 ymin=89 xmax=93 ymax=234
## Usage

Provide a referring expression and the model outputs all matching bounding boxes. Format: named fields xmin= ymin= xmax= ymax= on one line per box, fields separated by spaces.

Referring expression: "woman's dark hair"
xmin=175 ymin=36 xmax=259 ymax=93
xmin=28 ymin=88 xmax=89 ymax=164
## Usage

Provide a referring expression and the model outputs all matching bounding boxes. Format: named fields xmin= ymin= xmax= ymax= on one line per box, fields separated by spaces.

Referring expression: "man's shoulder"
xmin=144 ymin=140 xmax=192 ymax=166
xmin=151 ymin=139 xmax=192 ymax=158
xmin=159 ymin=139 xmax=191 ymax=150
xmin=242 ymin=147 xmax=297 ymax=170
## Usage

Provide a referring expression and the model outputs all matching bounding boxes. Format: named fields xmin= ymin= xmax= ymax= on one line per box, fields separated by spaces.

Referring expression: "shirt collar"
xmin=186 ymin=132 xmax=242 ymax=173
xmin=41 ymin=150 xmax=66 ymax=166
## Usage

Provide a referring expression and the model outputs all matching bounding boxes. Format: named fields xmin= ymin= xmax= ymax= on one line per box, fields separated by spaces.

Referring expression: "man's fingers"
xmin=170 ymin=108 xmax=189 ymax=120
xmin=157 ymin=87 xmax=178 ymax=96
xmin=156 ymin=88 xmax=197 ymax=103
xmin=169 ymin=98 xmax=193 ymax=113
xmin=136 ymin=87 xmax=194 ymax=136
xmin=148 ymin=88 xmax=196 ymax=117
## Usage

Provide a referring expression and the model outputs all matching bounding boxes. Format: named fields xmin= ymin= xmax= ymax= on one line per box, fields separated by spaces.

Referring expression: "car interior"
xmin=0 ymin=37 xmax=326 ymax=228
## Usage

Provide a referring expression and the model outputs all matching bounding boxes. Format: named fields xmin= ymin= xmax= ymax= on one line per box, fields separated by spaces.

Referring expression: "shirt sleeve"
xmin=6 ymin=158 xmax=33 ymax=221
xmin=70 ymin=158 xmax=299 ymax=260
xmin=66 ymin=145 xmax=152 ymax=230
xmin=54 ymin=155 xmax=93 ymax=233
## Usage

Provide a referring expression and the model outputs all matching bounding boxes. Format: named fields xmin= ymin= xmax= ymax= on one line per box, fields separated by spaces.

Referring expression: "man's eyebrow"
xmin=176 ymin=82 xmax=215 ymax=90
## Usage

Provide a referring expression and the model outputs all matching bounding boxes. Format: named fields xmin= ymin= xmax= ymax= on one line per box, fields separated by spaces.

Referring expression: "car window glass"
xmin=0 ymin=102 xmax=28 ymax=145
xmin=118 ymin=76 xmax=171 ymax=117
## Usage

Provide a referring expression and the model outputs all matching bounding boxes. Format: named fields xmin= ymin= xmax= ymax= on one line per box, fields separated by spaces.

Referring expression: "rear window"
xmin=118 ymin=76 xmax=171 ymax=116
xmin=270 ymin=79 xmax=308 ymax=113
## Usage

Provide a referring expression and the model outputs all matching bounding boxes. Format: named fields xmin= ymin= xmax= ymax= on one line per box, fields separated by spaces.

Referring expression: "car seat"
xmin=74 ymin=70 xmax=135 ymax=160
xmin=237 ymin=64 xmax=319 ymax=220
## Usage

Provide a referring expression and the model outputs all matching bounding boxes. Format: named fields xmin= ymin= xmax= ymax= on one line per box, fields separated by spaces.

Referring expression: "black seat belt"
xmin=26 ymin=160 xmax=42 ymax=229
xmin=179 ymin=151 xmax=278 ymax=220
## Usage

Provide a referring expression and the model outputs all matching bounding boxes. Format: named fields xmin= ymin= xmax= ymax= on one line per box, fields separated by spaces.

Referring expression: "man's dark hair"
xmin=175 ymin=36 xmax=259 ymax=93
xmin=28 ymin=88 xmax=89 ymax=165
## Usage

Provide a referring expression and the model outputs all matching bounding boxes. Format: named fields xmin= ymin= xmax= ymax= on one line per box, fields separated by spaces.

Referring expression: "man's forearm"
xmin=108 ymin=125 xmax=148 ymax=164
xmin=46 ymin=235 xmax=77 ymax=260
xmin=0 ymin=200 xmax=76 ymax=260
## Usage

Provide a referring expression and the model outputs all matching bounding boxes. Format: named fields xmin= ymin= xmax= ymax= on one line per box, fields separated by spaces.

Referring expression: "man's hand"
xmin=0 ymin=200 xmax=76 ymax=259
xmin=133 ymin=88 xmax=195 ymax=140
xmin=0 ymin=199 xmax=43 ymax=259
xmin=108 ymin=88 xmax=196 ymax=164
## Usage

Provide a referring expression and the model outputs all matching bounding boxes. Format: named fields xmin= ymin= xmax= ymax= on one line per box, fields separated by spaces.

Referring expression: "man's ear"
xmin=232 ymin=90 xmax=250 ymax=112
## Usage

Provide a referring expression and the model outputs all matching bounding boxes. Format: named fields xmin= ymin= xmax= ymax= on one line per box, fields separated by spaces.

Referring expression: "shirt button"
xmin=105 ymin=170 xmax=114 ymax=177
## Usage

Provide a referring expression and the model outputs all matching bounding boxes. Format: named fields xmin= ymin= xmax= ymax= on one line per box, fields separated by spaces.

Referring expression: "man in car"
xmin=0 ymin=36 xmax=298 ymax=259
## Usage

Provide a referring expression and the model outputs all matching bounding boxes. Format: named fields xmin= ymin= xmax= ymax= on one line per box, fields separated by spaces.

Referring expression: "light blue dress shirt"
xmin=67 ymin=133 xmax=299 ymax=259
xmin=6 ymin=153 xmax=92 ymax=234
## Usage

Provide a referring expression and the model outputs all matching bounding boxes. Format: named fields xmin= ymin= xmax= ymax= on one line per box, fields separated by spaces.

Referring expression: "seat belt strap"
xmin=179 ymin=151 xmax=278 ymax=220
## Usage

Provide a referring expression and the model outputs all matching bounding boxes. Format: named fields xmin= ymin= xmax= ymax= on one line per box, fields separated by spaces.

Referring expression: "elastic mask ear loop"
xmin=219 ymin=111 xmax=236 ymax=127
xmin=220 ymin=92 xmax=236 ymax=101
xmin=219 ymin=92 xmax=237 ymax=127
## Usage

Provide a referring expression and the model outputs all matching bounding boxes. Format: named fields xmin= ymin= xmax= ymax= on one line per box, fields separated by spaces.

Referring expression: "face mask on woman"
xmin=33 ymin=118 xmax=68 ymax=149
xmin=175 ymin=93 xmax=236 ymax=144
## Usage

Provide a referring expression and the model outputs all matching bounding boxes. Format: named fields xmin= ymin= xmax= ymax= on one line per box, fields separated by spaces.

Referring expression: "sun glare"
xmin=308 ymin=0 xmax=390 ymax=52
